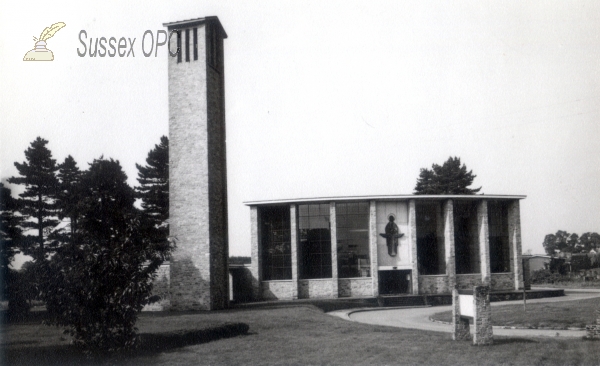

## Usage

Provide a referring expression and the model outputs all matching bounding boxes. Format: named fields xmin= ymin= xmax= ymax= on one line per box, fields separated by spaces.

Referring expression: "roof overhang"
xmin=162 ymin=16 xmax=228 ymax=38
xmin=244 ymin=194 xmax=526 ymax=206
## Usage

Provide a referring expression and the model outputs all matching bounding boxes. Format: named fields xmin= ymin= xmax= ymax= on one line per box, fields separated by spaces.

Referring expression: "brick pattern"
xmin=452 ymin=288 xmax=470 ymax=340
xmin=585 ymin=308 xmax=600 ymax=339
xmin=290 ymin=205 xmax=299 ymax=299
xmin=249 ymin=206 xmax=261 ymax=301
xmin=144 ymin=264 xmax=171 ymax=311
xmin=298 ymin=279 xmax=336 ymax=299
xmin=369 ymin=201 xmax=379 ymax=296
xmin=478 ymin=200 xmax=491 ymax=285
xmin=490 ymin=273 xmax=514 ymax=291
xmin=456 ymin=274 xmax=484 ymax=290
xmin=330 ymin=203 xmax=338 ymax=298
xmin=419 ymin=275 xmax=449 ymax=294
xmin=443 ymin=200 xmax=456 ymax=289
xmin=508 ymin=200 xmax=524 ymax=290
xmin=408 ymin=200 xmax=419 ymax=294
xmin=338 ymin=278 xmax=373 ymax=297
xmin=261 ymin=281 xmax=295 ymax=300
xmin=473 ymin=285 xmax=493 ymax=345
xmin=169 ymin=19 xmax=229 ymax=311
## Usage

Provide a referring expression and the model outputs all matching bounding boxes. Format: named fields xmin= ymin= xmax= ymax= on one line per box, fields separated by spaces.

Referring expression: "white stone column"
xmin=508 ymin=200 xmax=523 ymax=290
xmin=408 ymin=199 xmax=419 ymax=295
xmin=369 ymin=200 xmax=379 ymax=296
xmin=444 ymin=200 xmax=456 ymax=290
xmin=250 ymin=206 xmax=261 ymax=301
xmin=478 ymin=200 xmax=491 ymax=286
xmin=290 ymin=204 xmax=299 ymax=299
xmin=330 ymin=202 xmax=338 ymax=298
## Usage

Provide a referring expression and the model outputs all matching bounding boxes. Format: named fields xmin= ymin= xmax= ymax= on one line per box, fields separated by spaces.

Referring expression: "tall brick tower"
xmin=163 ymin=17 xmax=228 ymax=310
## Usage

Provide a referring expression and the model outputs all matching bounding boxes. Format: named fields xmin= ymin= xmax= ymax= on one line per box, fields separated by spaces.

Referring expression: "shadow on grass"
xmin=6 ymin=323 xmax=250 ymax=365
xmin=493 ymin=337 xmax=539 ymax=345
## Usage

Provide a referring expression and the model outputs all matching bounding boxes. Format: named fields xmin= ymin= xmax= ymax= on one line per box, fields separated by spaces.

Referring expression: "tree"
xmin=7 ymin=137 xmax=59 ymax=261
xmin=0 ymin=183 xmax=29 ymax=317
xmin=42 ymin=157 xmax=174 ymax=352
xmin=135 ymin=136 xmax=169 ymax=233
xmin=414 ymin=156 xmax=481 ymax=195
xmin=579 ymin=232 xmax=600 ymax=253
xmin=55 ymin=155 xmax=82 ymax=243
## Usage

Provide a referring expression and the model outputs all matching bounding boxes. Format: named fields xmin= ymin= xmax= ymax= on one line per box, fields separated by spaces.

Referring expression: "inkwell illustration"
xmin=23 ymin=22 xmax=66 ymax=61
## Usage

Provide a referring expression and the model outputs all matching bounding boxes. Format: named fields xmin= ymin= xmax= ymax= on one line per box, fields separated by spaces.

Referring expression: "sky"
xmin=1 ymin=1 xmax=599 ymax=260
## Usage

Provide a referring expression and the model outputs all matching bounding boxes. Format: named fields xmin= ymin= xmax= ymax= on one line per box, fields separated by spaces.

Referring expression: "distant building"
xmin=524 ymin=255 xmax=551 ymax=273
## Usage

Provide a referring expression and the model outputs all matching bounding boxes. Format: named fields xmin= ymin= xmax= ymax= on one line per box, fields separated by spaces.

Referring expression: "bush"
xmin=41 ymin=216 xmax=173 ymax=352
xmin=530 ymin=268 xmax=563 ymax=284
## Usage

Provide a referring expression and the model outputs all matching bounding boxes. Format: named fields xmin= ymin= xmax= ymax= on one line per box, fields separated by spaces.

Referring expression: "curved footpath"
xmin=328 ymin=288 xmax=600 ymax=338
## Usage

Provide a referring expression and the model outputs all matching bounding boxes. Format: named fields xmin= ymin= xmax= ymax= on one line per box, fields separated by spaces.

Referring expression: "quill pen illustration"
xmin=23 ymin=22 xmax=66 ymax=61
xmin=39 ymin=22 xmax=66 ymax=42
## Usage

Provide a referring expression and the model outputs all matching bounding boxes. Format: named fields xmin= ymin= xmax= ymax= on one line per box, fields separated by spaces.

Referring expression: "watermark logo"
xmin=23 ymin=22 xmax=66 ymax=61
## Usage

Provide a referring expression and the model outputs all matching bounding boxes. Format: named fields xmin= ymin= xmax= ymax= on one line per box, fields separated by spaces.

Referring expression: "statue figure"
xmin=380 ymin=215 xmax=404 ymax=257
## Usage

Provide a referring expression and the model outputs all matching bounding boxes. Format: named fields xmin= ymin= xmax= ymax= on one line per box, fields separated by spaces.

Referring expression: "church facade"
xmin=247 ymin=195 xmax=525 ymax=300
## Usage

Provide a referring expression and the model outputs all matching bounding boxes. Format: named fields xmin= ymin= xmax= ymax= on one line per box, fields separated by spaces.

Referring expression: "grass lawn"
xmin=430 ymin=297 xmax=600 ymax=329
xmin=3 ymin=304 xmax=600 ymax=365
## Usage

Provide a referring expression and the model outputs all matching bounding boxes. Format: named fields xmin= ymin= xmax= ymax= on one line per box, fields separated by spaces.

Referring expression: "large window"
xmin=260 ymin=206 xmax=292 ymax=281
xmin=416 ymin=201 xmax=445 ymax=275
xmin=454 ymin=201 xmax=480 ymax=274
xmin=488 ymin=201 xmax=510 ymax=273
xmin=298 ymin=204 xmax=332 ymax=279
xmin=336 ymin=202 xmax=370 ymax=278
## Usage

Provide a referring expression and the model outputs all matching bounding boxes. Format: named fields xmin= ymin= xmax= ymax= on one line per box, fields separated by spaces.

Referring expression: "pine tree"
xmin=0 ymin=183 xmax=28 ymax=316
xmin=7 ymin=137 xmax=59 ymax=261
xmin=1 ymin=183 xmax=22 ymax=287
xmin=414 ymin=156 xmax=481 ymax=195
xmin=55 ymin=155 xmax=82 ymax=243
xmin=136 ymin=136 xmax=169 ymax=234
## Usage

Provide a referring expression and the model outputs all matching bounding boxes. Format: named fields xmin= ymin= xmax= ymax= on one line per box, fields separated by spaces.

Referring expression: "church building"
xmin=246 ymin=195 xmax=525 ymax=300
xmin=162 ymin=15 xmax=527 ymax=310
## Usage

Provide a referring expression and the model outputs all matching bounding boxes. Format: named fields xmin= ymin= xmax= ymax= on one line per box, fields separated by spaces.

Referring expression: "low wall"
xmin=419 ymin=275 xmax=449 ymax=294
xmin=261 ymin=280 xmax=295 ymax=300
xmin=490 ymin=273 xmax=514 ymax=291
xmin=456 ymin=274 xmax=483 ymax=290
xmin=338 ymin=278 xmax=373 ymax=297
xmin=143 ymin=263 xmax=171 ymax=311
xmin=298 ymin=279 xmax=336 ymax=299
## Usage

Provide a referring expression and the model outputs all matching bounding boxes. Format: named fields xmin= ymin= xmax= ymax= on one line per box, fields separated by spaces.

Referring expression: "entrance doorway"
xmin=378 ymin=270 xmax=412 ymax=295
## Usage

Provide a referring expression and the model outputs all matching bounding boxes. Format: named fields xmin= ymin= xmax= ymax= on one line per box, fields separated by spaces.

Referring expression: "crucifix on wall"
xmin=380 ymin=215 xmax=404 ymax=257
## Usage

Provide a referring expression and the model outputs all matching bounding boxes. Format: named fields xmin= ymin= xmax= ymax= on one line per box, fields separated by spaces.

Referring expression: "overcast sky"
xmin=1 ymin=1 xmax=599 ymax=260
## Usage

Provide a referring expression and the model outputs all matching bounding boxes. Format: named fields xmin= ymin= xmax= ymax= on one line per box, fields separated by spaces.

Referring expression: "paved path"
xmin=328 ymin=289 xmax=600 ymax=338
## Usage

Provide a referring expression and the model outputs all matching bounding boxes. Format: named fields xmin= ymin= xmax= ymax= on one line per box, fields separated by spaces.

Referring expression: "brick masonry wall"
xmin=143 ymin=263 xmax=171 ymax=311
xmin=168 ymin=19 xmax=229 ymax=311
xmin=249 ymin=206 xmax=261 ymax=301
xmin=369 ymin=201 xmax=379 ymax=296
xmin=473 ymin=286 xmax=493 ymax=345
xmin=206 ymin=21 xmax=229 ymax=310
xmin=456 ymin=274 xmax=483 ymax=290
xmin=408 ymin=200 xmax=419 ymax=294
xmin=338 ymin=278 xmax=373 ymax=297
xmin=262 ymin=281 xmax=295 ymax=300
xmin=419 ymin=275 xmax=449 ymax=294
xmin=298 ymin=279 xmax=336 ymax=299
xmin=490 ymin=273 xmax=514 ymax=291
xmin=508 ymin=200 xmax=524 ymax=290
xmin=478 ymin=201 xmax=491 ymax=285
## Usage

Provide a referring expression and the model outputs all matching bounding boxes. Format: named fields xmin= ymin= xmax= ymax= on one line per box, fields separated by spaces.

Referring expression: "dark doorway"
xmin=378 ymin=270 xmax=411 ymax=295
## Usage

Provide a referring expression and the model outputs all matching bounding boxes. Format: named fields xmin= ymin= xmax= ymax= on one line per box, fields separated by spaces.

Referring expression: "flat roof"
xmin=163 ymin=16 xmax=228 ymax=38
xmin=244 ymin=194 xmax=526 ymax=206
